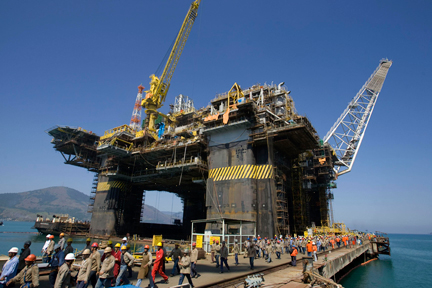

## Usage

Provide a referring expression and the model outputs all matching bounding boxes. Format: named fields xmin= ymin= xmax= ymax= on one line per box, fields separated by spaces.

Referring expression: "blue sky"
xmin=1 ymin=0 xmax=431 ymax=233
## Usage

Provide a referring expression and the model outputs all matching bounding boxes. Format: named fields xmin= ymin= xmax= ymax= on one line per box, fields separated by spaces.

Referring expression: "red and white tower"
xmin=130 ymin=85 xmax=144 ymax=131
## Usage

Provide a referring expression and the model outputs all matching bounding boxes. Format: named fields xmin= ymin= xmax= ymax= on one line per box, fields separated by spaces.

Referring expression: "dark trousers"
xmin=89 ymin=270 xmax=98 ymax=288
xmin=220 ymin=257 xmax=229 ymax=272
xmin=49 ymin=269 xmax=58 ymax=288
xmin=234 ymin=253 xmax=239 ymax=264
xmin=215 ymin=255 xmax=220 ymax=267
xmin=291 ymin=256 xmax=297 ymax=266
xmin=178 ymin=274 xmax=193 ymax=287
xmin=77 ymin=281 xmax=89 ymax=288
xmin=128 ymin=265 xmax=132 ymax=278
xmin=171 ymin=258 xmax=180 ymax=275
xmin=190 ymin=262 xmax=197 ymax=278
xmin=276 ymin=251 xmax=281 ymax=259
xmin=249 ymin=257 xmax=254 ymax=269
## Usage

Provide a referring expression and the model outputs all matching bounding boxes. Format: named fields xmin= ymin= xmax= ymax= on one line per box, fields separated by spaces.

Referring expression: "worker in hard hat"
xmin=120 ymin=237 xmax=128 ymax=250
xmin=190 ymin=243 xmax=199 ymax=278
xmin=42 ymin=235 xmax=51 ymax=263
xmin=54 ymin=253 xmax=75 ymax=288
xmin=312 ymin=242 xmax=318 ymax=262
xmin=57 ymin=233 xmax=66 ymax=251
xmin=17 ymin=241 xmax=31 ymax=273
xmin=232 ymin=239 xmax=240 ymax=266
xmin=136 ymin=245 xmax=154 ymax=288
xmin=115 ymin=246 xmax=134 ymax=286
xmin=76 ymin=249 xmax=92 ymax=288
xmin=64 ymin=239 xmax=74 ymax=256
xmin=113 ymin=243 xmax=122 ymax=281
xmin=89 ymin=243 xmax=101 ymax=288
xmin=77 ymin=238 xmax=92 ymax=257
xmin=45 ymin=235 xmax=55 ymax=263
xmin=178 ymin=249 xmax=194 ymax=287
xmin=247 ymin=240 xmax=255 ymax=270
xmin=151 ymin=242 xmax=168 ymax=284
xmin=95 ymin=247 xmax=115 ymax=288
xmin=168 ymin=243 xmax=182 ymax=277
xmin=49 ymin=244 xmax=65 ymax=288
xmin=219 ymin=241 xmax=230 ymax=274
xmin=210 ymin=239 xmax=216 ymax=263
xmin=6 ymin=254 xmax=39 ymax=288
xmin=290 ymin=245 xmax=298 ymax=266
xmin=214 ymin=240 xmax=221 ymax=268
xmin=125 ymin=244 xmax=132 ymax=278
xmin=0 ymin=247 xmax=19 ymax=287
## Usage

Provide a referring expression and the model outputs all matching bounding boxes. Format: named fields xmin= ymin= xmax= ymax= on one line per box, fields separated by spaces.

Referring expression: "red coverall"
xmin=152 ymin=248 xmax=168 ymax=281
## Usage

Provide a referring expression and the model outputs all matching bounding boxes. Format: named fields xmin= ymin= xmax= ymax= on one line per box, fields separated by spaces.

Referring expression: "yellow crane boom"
xmin=141 ymin=0 xmax=201 ymax=136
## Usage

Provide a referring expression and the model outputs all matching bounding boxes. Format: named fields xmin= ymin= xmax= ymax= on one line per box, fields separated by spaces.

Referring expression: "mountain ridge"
xmin=0 ymin=186 xmax=183 ymax=224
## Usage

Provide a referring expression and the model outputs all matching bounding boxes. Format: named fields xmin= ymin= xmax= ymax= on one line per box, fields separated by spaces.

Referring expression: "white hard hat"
xmin=9 ymin=247 xmax=19 ymax=253
xmin=46 ymin=234 xmax=51 ymax=238
xmin=65 ymin=253 xmax=75 ymax=261
xmin=82 ymin=249 xmax=91 ymax=255
xmin=122 ymin=237 xmax=127 ymax=241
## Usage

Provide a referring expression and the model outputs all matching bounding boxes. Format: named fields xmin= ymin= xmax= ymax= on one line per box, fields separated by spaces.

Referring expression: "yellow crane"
xmin=141 ymin=0 xmax=201 ymax=139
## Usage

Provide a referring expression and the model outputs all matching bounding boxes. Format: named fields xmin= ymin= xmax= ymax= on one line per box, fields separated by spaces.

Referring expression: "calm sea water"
xmin=0 ymin=221 xmax=147 ymax=256
xmin=339 ymin=233 xmax=432 ymax=288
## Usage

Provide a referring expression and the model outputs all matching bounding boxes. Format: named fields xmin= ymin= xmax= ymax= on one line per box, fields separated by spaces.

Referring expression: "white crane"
xmin=324 ymin=59 xmax=393 ymax=176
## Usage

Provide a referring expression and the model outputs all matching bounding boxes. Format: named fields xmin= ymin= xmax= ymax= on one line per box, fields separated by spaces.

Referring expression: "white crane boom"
xmin=324 ymin=59 xmax=392 ymax=176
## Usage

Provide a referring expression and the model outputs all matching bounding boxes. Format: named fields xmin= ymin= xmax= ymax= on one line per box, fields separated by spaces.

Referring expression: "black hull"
xmin=33 ymin=221 xmax=90 ymax=235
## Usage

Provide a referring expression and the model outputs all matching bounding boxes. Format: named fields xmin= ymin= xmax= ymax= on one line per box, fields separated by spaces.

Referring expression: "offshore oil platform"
xmin=46 ymin=0 xmax=392 ymax=239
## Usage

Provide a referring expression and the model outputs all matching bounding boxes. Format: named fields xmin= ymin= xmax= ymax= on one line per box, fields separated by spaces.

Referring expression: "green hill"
xmin=0 ymin=186 xmax=91 ymax=221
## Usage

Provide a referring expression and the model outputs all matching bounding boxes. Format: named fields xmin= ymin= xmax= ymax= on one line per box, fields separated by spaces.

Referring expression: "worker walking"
xmin=17 ymin=241 xmax=31 ymax=273
xmin=77 ymin=239 xmax=92 ymax=257
xmin=0 ymin=247 xmax=19 ymax=287
xmin=190 ymin=243 xmax=199 ymax=278
xmin=6 ymin=254 xmax=39 ymax=288
xmin=312 ymin=242 xmax=318 ymax=262
xmin=248 ymin=241 xmax=255 ymax=270
xmin=219 ymin=241 xmax=230 ymax=273
xmin=214 ymin=241 xmax=221 ymax=268
xmin=136 ymin=245 xmax=154 ymax=288
xmin=58 ymin=233 xmax=66 ymax=251
xmin=169 ymin=243 xmax=182 ymax=277
xmin=290 ymin=245 xmax=298 ymax=266
xmin=152 ymin=243 xmax=169 ymax=284
xmin=306 ymin=241 xmax=313 ymax=257
xmin=46 ymin=235 xmax=56 ymax=263
xmin=178 ymin=249 xmax=194 ymax=288
xmin=54 ymin=253 xmax=75 ymax=288
xmin=115 ymin=246 xmax=134 ymax=286
xmin=64 ymin=239 xmax=74 ymax=256
xmin=49 ymin=245 xmax=65 ymax=288
xmin=112 ymin=244 xmax=122 ymax=281
xmin=95 ymin=247 xmax=115 ymax=288
xmin=210 ymin=240 xmax=216 ymax=263
xmin=89 ymin=243 xmax=101 ymax=288
xmin=76 ymin=249 xmax=92 ymax=288
xmin=42 ymin=235 xmax=51 ymax=263
xmin=233 ymin=239 xmax=240 ymax=266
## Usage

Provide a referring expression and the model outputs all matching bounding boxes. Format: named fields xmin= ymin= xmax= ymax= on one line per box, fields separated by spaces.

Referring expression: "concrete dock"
xmin=34 ymin=241 xmax=376 ymax=288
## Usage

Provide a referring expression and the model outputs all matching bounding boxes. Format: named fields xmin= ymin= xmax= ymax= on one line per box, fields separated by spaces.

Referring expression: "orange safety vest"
xmin=291 ymin=247 xmax=298 ymax=257
xmin=306 ymin=243 xmax=313 ymax=252
xmin=336 ymin=237 xmax=340 ymax=242
xmin=313 ymin=246 xmax=317 ymax=252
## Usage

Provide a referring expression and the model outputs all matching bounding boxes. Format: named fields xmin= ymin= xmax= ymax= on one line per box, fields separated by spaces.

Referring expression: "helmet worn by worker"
xmin=49 ymin=235 xmax=55 ymax=239
xmin=126 ymin=244 xmax=131 ymax=249
xmin=82 ymin=249 xmax=91 ymax=255
xmin=65 ymin=253 xmax=76 ymax=261
xmin=67 ymin=238 xmax=73 ymax=243
xmin=25 ymin=241 xmax=31 ymax=246
xmin=25 ymin=254 xmax=36 ymax=262
xmin=9 ymin=247 xmax=19 ymax=253
xmin=107 ymin=240 xmax=113 ymax=245
xmin=60 ymin=233 xmax=65 ymax=237
xmin=157 ymin=242 xmax=162 ymax=247
xmin=46 ymin=234 xmax=51 ymax=238
xmin=86 ymin=238 xmax=91 ymax=242
xmin=216 ymin=240 xmax=219 ymax=244
xmin=92 ymin=242 xmax=99 ymax=248
xmin=122 ymin=237 xmax=128 ymax=241
xmin=183 ymin=249 xmax=189 ymax=254
xmin=115 ymin=243 xmax=121 ymax=248
xmin=121 ymin=246 xmax=127 ymax=250
xmin=192 ymin=242 xmax=196 ymax=246
xmin=144 ymin=245 xmax=150 ymax=249
xmin=234 ymin=239 xmax=238 ymax=242
xmin=104 ymin=247 xmax=112 ymax=253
